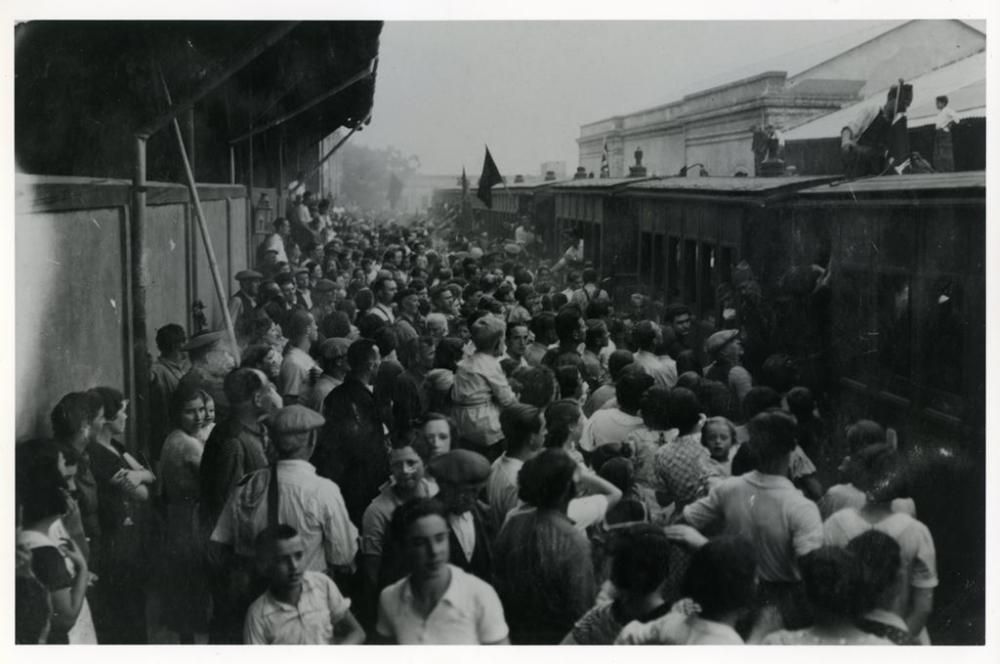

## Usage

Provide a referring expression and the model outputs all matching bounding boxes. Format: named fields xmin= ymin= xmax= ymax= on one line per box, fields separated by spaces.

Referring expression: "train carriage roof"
xmin=549 ymin=176 xmax=659 ymax=192
xmin=796 ymin=171 xmax=985 ymax=198
xmin=622 ymin=175 xmax=838 ymax=195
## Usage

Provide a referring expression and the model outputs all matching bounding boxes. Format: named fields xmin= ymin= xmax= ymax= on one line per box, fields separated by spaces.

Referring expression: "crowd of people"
xmin=15 ymin=191 xmax=938 ymax=646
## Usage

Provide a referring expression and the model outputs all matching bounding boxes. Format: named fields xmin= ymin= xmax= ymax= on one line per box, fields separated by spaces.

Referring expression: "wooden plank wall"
xmin=15 ymin=175 xmax=248 ymax=441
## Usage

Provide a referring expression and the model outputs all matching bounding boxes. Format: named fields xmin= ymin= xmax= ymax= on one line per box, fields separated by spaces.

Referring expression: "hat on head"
xmin=313 ymin=279 xmax=337 ymax=293
xmin=317 ymin=337 xmax=351 ymax=360
xmin=706 ymin=329 xmax=740 ymax=356
xmin=504 ymin=243 xmax=522 ymax=256
xmin=427 ymin=449 xmax=490 ymax=486
xmin=293 ymin=266 xmax=310 ymax=276
xmin=235 ymin=269 xmax=263 ymax=281
xmin=268 ymin=405 xmax=326 ymax=437
xmin=181 ymin=329 xmax=227 ymax=352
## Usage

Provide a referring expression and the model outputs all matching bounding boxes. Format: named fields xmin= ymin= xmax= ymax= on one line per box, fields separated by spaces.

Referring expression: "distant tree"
xmin=339 ymin=143 xmax=420 ymax=211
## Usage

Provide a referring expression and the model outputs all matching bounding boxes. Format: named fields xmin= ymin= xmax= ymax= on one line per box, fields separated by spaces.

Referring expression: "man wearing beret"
xmin=211 ymin=405 xmax=358 ymax=640
xmin=427 ymin=450 xmax=494 ymax=582
xmin=230 ymin=270 xmax=263 ymax=347
xmin=177 ymin=330 xmax=237 ymax=423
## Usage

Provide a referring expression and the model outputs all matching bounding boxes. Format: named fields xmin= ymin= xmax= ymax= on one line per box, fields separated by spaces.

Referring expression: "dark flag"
xmin=388 ymin=173 xmax=403 ymax=210
xmin=476 ymin=146 xmax=503 ymax=209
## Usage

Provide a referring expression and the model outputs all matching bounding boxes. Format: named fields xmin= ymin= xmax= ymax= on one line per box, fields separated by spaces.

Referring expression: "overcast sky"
xmin=354 ymin=21 xmax=896 ymax=176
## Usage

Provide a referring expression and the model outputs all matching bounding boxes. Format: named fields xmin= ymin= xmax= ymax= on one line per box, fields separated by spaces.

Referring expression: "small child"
xmin=701 ymin=416 xmax=737 ymax=477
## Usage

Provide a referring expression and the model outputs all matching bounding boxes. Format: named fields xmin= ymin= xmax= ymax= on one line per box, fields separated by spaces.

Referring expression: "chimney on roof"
xmin=544 ymin=170 xmax=556 ymax=181
xmin=573 ymin=166 xmax=588 ymax=180
xmin=514 ymin=174 xmax=524 ymax=183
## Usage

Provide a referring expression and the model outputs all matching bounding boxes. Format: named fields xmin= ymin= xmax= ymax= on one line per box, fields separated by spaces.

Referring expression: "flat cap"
xmin=181 ymin=329 xmax=227 ymax=351
xmin=706 ymin=329 xmax=740 ymax=356
xmin=293 ymin=266 xmax=310 ymax=276
xmin=427 ymin=449 xmax=490 ymax=486
xmin=235 ymin=269 xmax=263 ymax=281
xmin=317 ymin=337 xmax=351 ymax=359
xmin=313 ymin=279 xmax=337 ymax=293
xmin=268 ymin=405 xmax=326 ymax=437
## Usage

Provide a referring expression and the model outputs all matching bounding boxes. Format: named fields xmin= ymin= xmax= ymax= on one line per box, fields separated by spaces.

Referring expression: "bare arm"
xmin=333 ymin=609 xmax=366 ymax=645
xmin=905 ymin=587 xmax=934 ymax=636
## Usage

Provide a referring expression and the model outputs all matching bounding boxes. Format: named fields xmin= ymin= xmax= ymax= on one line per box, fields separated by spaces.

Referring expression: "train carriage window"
xmin=668 ymin=237 xmax=680 ymax=301
xmin=833 ymin=268 xmax=877 ymax=385
xmin=921 ymin=276 xmax=966 ymax=407
xmin=652 ymin=234 xmax=665 ymax=296
xmin=700 ymin=243 xmax=716 ymax=317
xmin=877 ymin=272 xmax=913 ymax=394
xmin=640 ymin=232 xmax=653 ymax=284
xmin=684 ymin=240 xmax=697 ymax=305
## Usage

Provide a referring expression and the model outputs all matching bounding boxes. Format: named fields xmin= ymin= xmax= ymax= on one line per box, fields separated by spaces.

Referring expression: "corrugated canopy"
xmin=15 ymin=21 xmax=381 ymax=181
xmin=784 ymin=50 xmax=985 ymax=141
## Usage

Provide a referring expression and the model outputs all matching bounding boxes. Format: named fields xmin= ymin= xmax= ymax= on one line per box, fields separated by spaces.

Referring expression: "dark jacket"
xmin=317 ymin=376 xmax=390 ymax=526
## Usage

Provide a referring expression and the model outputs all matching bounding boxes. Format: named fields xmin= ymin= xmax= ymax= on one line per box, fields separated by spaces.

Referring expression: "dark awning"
xmin=15 ymin=21 xmax=382 ymax=182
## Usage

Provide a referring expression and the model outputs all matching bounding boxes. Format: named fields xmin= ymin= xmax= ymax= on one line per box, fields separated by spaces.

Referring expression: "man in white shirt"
xmin=211 ymin=406 xmax=359 ymax=579
xmin=370 ymin=275 xmax=397 ymax=324
xmin=277 ymin=310 xmax=320 ymax=405
xmin=579 ymin=369 xmax=653 ymax=453
xmin=486 ymin=404 xmax=543 ymax=530
xmin=631 ymin=320 xmax=678 ymax=389
xmin=244 ymin=525 xmax=364 ymax=645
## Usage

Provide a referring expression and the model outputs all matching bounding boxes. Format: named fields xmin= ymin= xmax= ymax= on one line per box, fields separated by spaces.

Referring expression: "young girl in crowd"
xmin=701 ymin=416 xmax=737 ymax=479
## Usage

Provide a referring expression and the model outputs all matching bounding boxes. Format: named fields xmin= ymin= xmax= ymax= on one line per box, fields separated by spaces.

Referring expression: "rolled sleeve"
xmin=909 ymin=523 xmax=939 ymax=589
xmin=321 ymin=485 xmax=359 ymax=566
xmin=682 ymin=484 xmax=722 ymax=531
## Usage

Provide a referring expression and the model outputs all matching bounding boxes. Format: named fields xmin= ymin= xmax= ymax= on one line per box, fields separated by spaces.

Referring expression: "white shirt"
xmin=376 ymin=565 xmax=509 ymax=644
xmin=935 ymin=105 xmax=961 ymax=130
xmin=278 ymin=346 xmax=319 ymax=399
xmin=487 ymin=455 xmax=524 ymax=530
xmin=211 ymin=459 xmax=359 ymax=571
xmin=449 ymin=512 xmax=476 ymax=562
xmin=633 ymin=350 xmax=678 ymax=389
xmin=244 ymin=571 xmax=351 ymax=644
xmin=580 ymin=408 xmax=644 ymax=452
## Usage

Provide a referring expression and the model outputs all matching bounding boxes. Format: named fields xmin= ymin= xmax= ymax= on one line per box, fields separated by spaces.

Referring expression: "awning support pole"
xmin=130 ymin=135 xmax=151 ymax=458
xmin=161 ymin=76 xmax=239 ymax=354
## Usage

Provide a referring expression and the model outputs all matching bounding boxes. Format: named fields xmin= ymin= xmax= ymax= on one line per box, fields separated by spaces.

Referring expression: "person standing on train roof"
xmin=230 ymin=270 xmax=263 ymax=346
xmin=840 ymin=83 xmax=912 ymax=177
xmin=933 ymin=95 xmax=960 ymax=173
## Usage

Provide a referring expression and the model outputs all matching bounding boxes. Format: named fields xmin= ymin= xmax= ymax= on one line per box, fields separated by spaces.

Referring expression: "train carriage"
xmin=783 ymin=171 xmax=985 ymax=448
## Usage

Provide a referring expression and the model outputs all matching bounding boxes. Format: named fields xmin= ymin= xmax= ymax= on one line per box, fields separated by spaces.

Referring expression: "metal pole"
xmin=229 ymin=145 xmax=236 ymax=184
xmin=161 ymin=79 xmax=240 ymax=354
xmin=138 ymin=21 xmax=299 ymax=138
xmin=303 ymin=122 xmax=361 ymax=182
xmin=131 ymin=136 xmax=151 ymax=458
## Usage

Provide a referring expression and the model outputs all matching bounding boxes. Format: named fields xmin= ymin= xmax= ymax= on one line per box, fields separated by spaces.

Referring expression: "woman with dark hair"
xmin=375 ymin=498 xmax=509 ymax=644
xmin=555 ymin=364 xmax=588 ymax=405
xmin=617 ymin=536 xmax=756 ymax=644
xmin=240 ymin=343 xmax=282 ymax=382
xmin=156 ymin=384 xmax=211 ymax=642
xmin=423 ymin=337 xmax=466 ymax=415
xmin=87 ymin=386 xmax=155 ymax=644
xmin=823 ymin=443 xmax=936 ymax=643
xmin=494 ymin=448 xmax=598 ymax=644
xmin=525 ymin=311 xmax=557 ymax=367
xmin=513 ymin=365 xmax=557 ymax=409
xmin=562 ymin=523 xmax=672 ymax=644
xmin=543 ymin=398 xmax=586 ymax=460
xmin=762 ymin=546 xmax=891 ymax=644
xmin=17 ymin=443 xmax=96 ymax=643
xmin=849 ymin=530 xmax=916 ymax=645
xmin=819 ymin=419 xmax=915 ymax=519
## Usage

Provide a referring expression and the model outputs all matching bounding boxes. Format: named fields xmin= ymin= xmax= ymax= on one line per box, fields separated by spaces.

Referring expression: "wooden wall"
xmin=15 ymin=175 xmax=248 ymax=441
